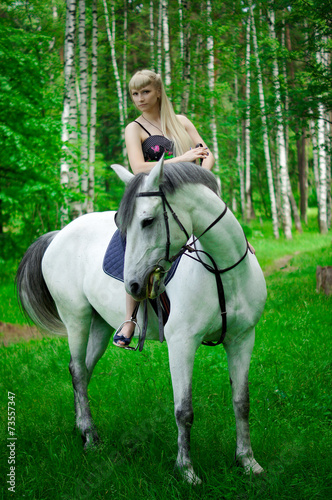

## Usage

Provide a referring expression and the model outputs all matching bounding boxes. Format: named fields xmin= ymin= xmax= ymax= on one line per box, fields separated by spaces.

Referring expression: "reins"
xmin=134 ymin=187 xmax=249 ymax=349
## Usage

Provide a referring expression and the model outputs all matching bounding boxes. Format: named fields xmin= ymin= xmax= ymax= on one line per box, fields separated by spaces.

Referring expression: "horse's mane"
xmin=116 ymin=162 xmax=219 ymax=234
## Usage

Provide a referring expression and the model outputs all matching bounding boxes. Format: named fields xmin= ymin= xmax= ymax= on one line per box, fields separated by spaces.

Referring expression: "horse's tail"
xmin=16 ymin=231 xmax=67 ymax=335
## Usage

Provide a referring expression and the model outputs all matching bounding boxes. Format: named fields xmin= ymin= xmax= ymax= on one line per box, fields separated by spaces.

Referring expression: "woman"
xmin=113 ymin=69 xmax=215 ymax=348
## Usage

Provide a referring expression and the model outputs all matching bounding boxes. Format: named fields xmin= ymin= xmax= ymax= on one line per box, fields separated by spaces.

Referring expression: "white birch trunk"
xmin=61 ymin=0 xmax=76 ymax=190
xmin=123 ymin=0 xmax=128 ymax=121
xmin=149 ymin=0 xmax=155 ymax=70
xmin=180 ymin=2 xmax=191 ymax=115
xmin=78 ymin=0 xmax=89 ymax=212
xmin=310 ymin=120 xmax=320 ymax=210
xmin=269 ymin=10 xmax=292 ymax=239
xmin=317 ymin=103 xmax=328 ymax=232
xmin=316 ymin=42 xmax=328 ymax=233
xmin=162 ymin=0 xmax=171 ymax=88
xmin=245 ymin=11 xmax=252 ymax=220
xmin=87 ymin=0 xmax=98 ymax=214
xmin=235 ymin=73 xmax=245 ymax=218
xmin=68 ymin=69 xmax=81 ymax=219
xmin=157 ymin=0 xmax=163 ymax=75
xmin=326 ymin=113 xmax=331 ymax=228
xmin=207 ymin=0 xmax=219 ymax=176
xmin=251 ymin=9 xmax=279 ymax=238
xmin=178 ymin=0 xmax=184 ymax=62
xmin=103 ymin=0 xmax=126 ymax=162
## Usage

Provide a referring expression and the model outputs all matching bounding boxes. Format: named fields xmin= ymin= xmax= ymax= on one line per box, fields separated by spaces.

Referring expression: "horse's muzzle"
xmin=127 ymin=267 xmax=165 ymax=300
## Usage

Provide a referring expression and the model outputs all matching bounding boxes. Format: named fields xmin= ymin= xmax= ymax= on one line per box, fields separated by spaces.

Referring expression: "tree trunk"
xmin=297 ymin=129 xmax=307 ymax=223
xmin=269 ymin=10 xmax=292 ymax=239
xmin=285 ymin=21 xmax=306 ymax=225
xmin=317 ymin=103 xmax=328 ymax=232
xmin=157 ymin=0 xmax=163 ymax=75
xmin=123 ymin=0 xmax=128 ymax=121
xmin=310 ymin=119 xmax=320 ymax=216
xmin=78 ymin=0 xmax=89 ymax=213
xmin=180 ymin=1 xmax=191 ymax=114
xmin=244 ymin=11 xmax=252 ymax=220
xmin=207 ymin=0 xmax=220 ymax=177
xmin=103 ymin=0 xmax=126 ymax=163
xmin=235 ymin=73 xmax=245 ymax=218
xmin=251 ymin=9 xmax=279 ymax=238
xmin=87 ymin=0 xmax=98 ymax=214
xmin=149 ymin=0 xmax=155 ymax=70
xmin=162 ymin=0 xmax=171 ymax=89
xmin=178 ymin=0 xmax=184 ymax=63
xmin=61 ymin=0 xmax=76 ymax=191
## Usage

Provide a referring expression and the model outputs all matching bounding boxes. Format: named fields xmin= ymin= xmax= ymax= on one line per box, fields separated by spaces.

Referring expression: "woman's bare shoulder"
xmin=176 ymin=114 xmax=195 ymax=128
xmin=125 ymin=120 xmax=139 ymax=132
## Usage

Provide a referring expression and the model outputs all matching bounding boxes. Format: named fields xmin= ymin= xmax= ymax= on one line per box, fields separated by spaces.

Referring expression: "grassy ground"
xmin=0 ymin=216 xmax=331 ymax=499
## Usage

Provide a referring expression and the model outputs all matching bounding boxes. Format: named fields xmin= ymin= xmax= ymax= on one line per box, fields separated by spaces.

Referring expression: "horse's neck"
xmin=186 ymin=185 xmax=246 ymax=268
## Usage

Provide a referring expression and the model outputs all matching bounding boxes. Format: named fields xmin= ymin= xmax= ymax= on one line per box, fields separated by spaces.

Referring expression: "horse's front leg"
xmin=224 ymin=328 xmax=264 ymax=475
xmin=167 ymin=334 xmax=201 ymax=485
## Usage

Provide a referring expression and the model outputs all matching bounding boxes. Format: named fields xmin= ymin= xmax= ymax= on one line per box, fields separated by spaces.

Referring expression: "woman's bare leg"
xmin=114 ymin=292 xmax=138 ymax=345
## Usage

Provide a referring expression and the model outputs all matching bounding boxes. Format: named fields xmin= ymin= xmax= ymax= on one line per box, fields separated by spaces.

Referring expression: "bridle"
xmin=136 ymin=187 xmax=249 ymax=347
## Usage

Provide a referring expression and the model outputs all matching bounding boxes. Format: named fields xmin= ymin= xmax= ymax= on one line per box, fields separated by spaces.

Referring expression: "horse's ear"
xmin=145 ymin=154 xmax=165 ymax=191
xmin=111 ymin=164 xmax=135 ymax=185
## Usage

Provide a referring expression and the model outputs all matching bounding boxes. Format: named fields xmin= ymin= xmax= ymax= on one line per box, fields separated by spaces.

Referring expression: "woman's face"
xmin=131 ymin=84 xmax=160 ymax=113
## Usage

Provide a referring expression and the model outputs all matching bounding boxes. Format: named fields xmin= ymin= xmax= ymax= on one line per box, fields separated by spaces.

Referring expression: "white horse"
xmin=17 ymin=158 xmax=267 ymax=484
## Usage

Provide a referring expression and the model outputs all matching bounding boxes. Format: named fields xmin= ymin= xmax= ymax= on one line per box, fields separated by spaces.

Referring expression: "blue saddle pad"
xmin=103 ymin=229 xmax=181 ymax=285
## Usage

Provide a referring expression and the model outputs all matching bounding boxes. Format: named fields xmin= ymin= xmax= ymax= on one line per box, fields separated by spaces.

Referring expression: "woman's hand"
xmin=179 ymin=146 xmax=210 ymax=163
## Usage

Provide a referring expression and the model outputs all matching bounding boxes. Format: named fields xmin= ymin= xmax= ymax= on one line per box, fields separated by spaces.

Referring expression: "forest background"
xmin=0 ymin=0 xmax=331 ymax=266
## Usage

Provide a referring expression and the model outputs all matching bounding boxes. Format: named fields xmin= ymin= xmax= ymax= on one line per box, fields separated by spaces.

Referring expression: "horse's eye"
xmin=141 ymin=217 xmax=154 ymax=229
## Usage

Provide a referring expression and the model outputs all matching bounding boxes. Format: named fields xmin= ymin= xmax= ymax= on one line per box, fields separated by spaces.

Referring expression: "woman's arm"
xmin=177 ymin=115 xmax=215 ymax=171
xmin=125 ymin=121 xmax=211 ymax=174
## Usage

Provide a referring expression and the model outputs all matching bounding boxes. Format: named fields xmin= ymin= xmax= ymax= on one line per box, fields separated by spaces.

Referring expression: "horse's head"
xmin=112 ymin=157 xmax=193 ymax=300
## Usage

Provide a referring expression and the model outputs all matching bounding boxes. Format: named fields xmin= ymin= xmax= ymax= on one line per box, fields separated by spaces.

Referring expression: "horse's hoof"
xmin=82 ymin=430 xmax=100 ymax=450
xmin=174 ymin=463 xmax=202 ymax=485
xmin=236 ymin=455 xmax=265 ymax=476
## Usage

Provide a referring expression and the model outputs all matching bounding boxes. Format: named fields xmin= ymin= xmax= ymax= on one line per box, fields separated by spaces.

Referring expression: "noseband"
xmin=136 ymin=187 xmax=249 ymax=346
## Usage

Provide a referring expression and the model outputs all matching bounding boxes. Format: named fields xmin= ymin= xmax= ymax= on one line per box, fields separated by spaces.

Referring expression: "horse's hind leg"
xmin=65 ymin=308 xmax=99 ymax=448
xmin=224 ymin=328 xmax=264 ymax=475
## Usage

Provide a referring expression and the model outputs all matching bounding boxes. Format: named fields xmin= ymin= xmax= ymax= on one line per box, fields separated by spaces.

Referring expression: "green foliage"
xmin=0 ymin=6 xmax=64 ymax=258
xmin=1 ymin=0 xmax=331 ymax=260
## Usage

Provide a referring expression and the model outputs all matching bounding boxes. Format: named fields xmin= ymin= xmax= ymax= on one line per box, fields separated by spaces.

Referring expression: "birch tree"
xmin=78 ymin=0 xmax=89 ymax=212
xmin=235 ymin=72 xmax=245 ymax=218
xmin=207 ymin=0 xmax=220 ymax=176
xmin=180 ymin=2 xmax=191 ymax=114
xmin=103 ymin=0 xmax=126 ymax=162
xmin=123 ymin=0 xmax=128 ymax=121
xmin=162 ymin=0 xmax=171 ymax=88
xmin=157 ymin=0 xmax=163 ymax=75
xmin=60 ymin=0 xmax=80 ymax=224
xmin=269 ymin=9 xmax=292 ymax=239
xmin=61 ymin=0 xmax=76 ymax=190
xmin=149 ymin=0 xmax=155 ymax=70
xmin=251 ymin=8 xmax=279 ymax=238
xmin=87 ymin=0 xmax=98 ymax=213
xmin=316 ymin=41 xmax=328 ymax=233
xmin=244 ymin=10 xmax=252 ymax=220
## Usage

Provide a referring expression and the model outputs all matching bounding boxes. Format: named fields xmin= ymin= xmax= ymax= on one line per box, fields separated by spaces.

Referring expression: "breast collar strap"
xmin=136 ymin=187 xmax=249 ymax=346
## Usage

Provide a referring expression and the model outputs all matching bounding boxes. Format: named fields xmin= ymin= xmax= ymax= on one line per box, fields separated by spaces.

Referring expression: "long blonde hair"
xmin=128 ymin=69 xmax=193 ymax=155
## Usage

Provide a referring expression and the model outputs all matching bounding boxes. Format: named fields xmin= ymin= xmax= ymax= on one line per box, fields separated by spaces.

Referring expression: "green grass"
xmin=0 ymin=218 xmax=331 ymax=499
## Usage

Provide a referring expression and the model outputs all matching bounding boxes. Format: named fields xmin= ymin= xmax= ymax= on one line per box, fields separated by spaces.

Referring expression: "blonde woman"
xmin=113 ymin=69 xmax=215 ymax=347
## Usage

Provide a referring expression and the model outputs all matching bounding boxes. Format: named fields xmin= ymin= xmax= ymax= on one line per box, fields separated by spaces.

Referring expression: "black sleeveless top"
xmin=134 ymin=121 xmax=174 ymax=162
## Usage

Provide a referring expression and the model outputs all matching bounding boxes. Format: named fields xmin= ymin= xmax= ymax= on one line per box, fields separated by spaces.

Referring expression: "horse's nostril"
xmin=129 ymin=281 xmax=140 ymax=295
